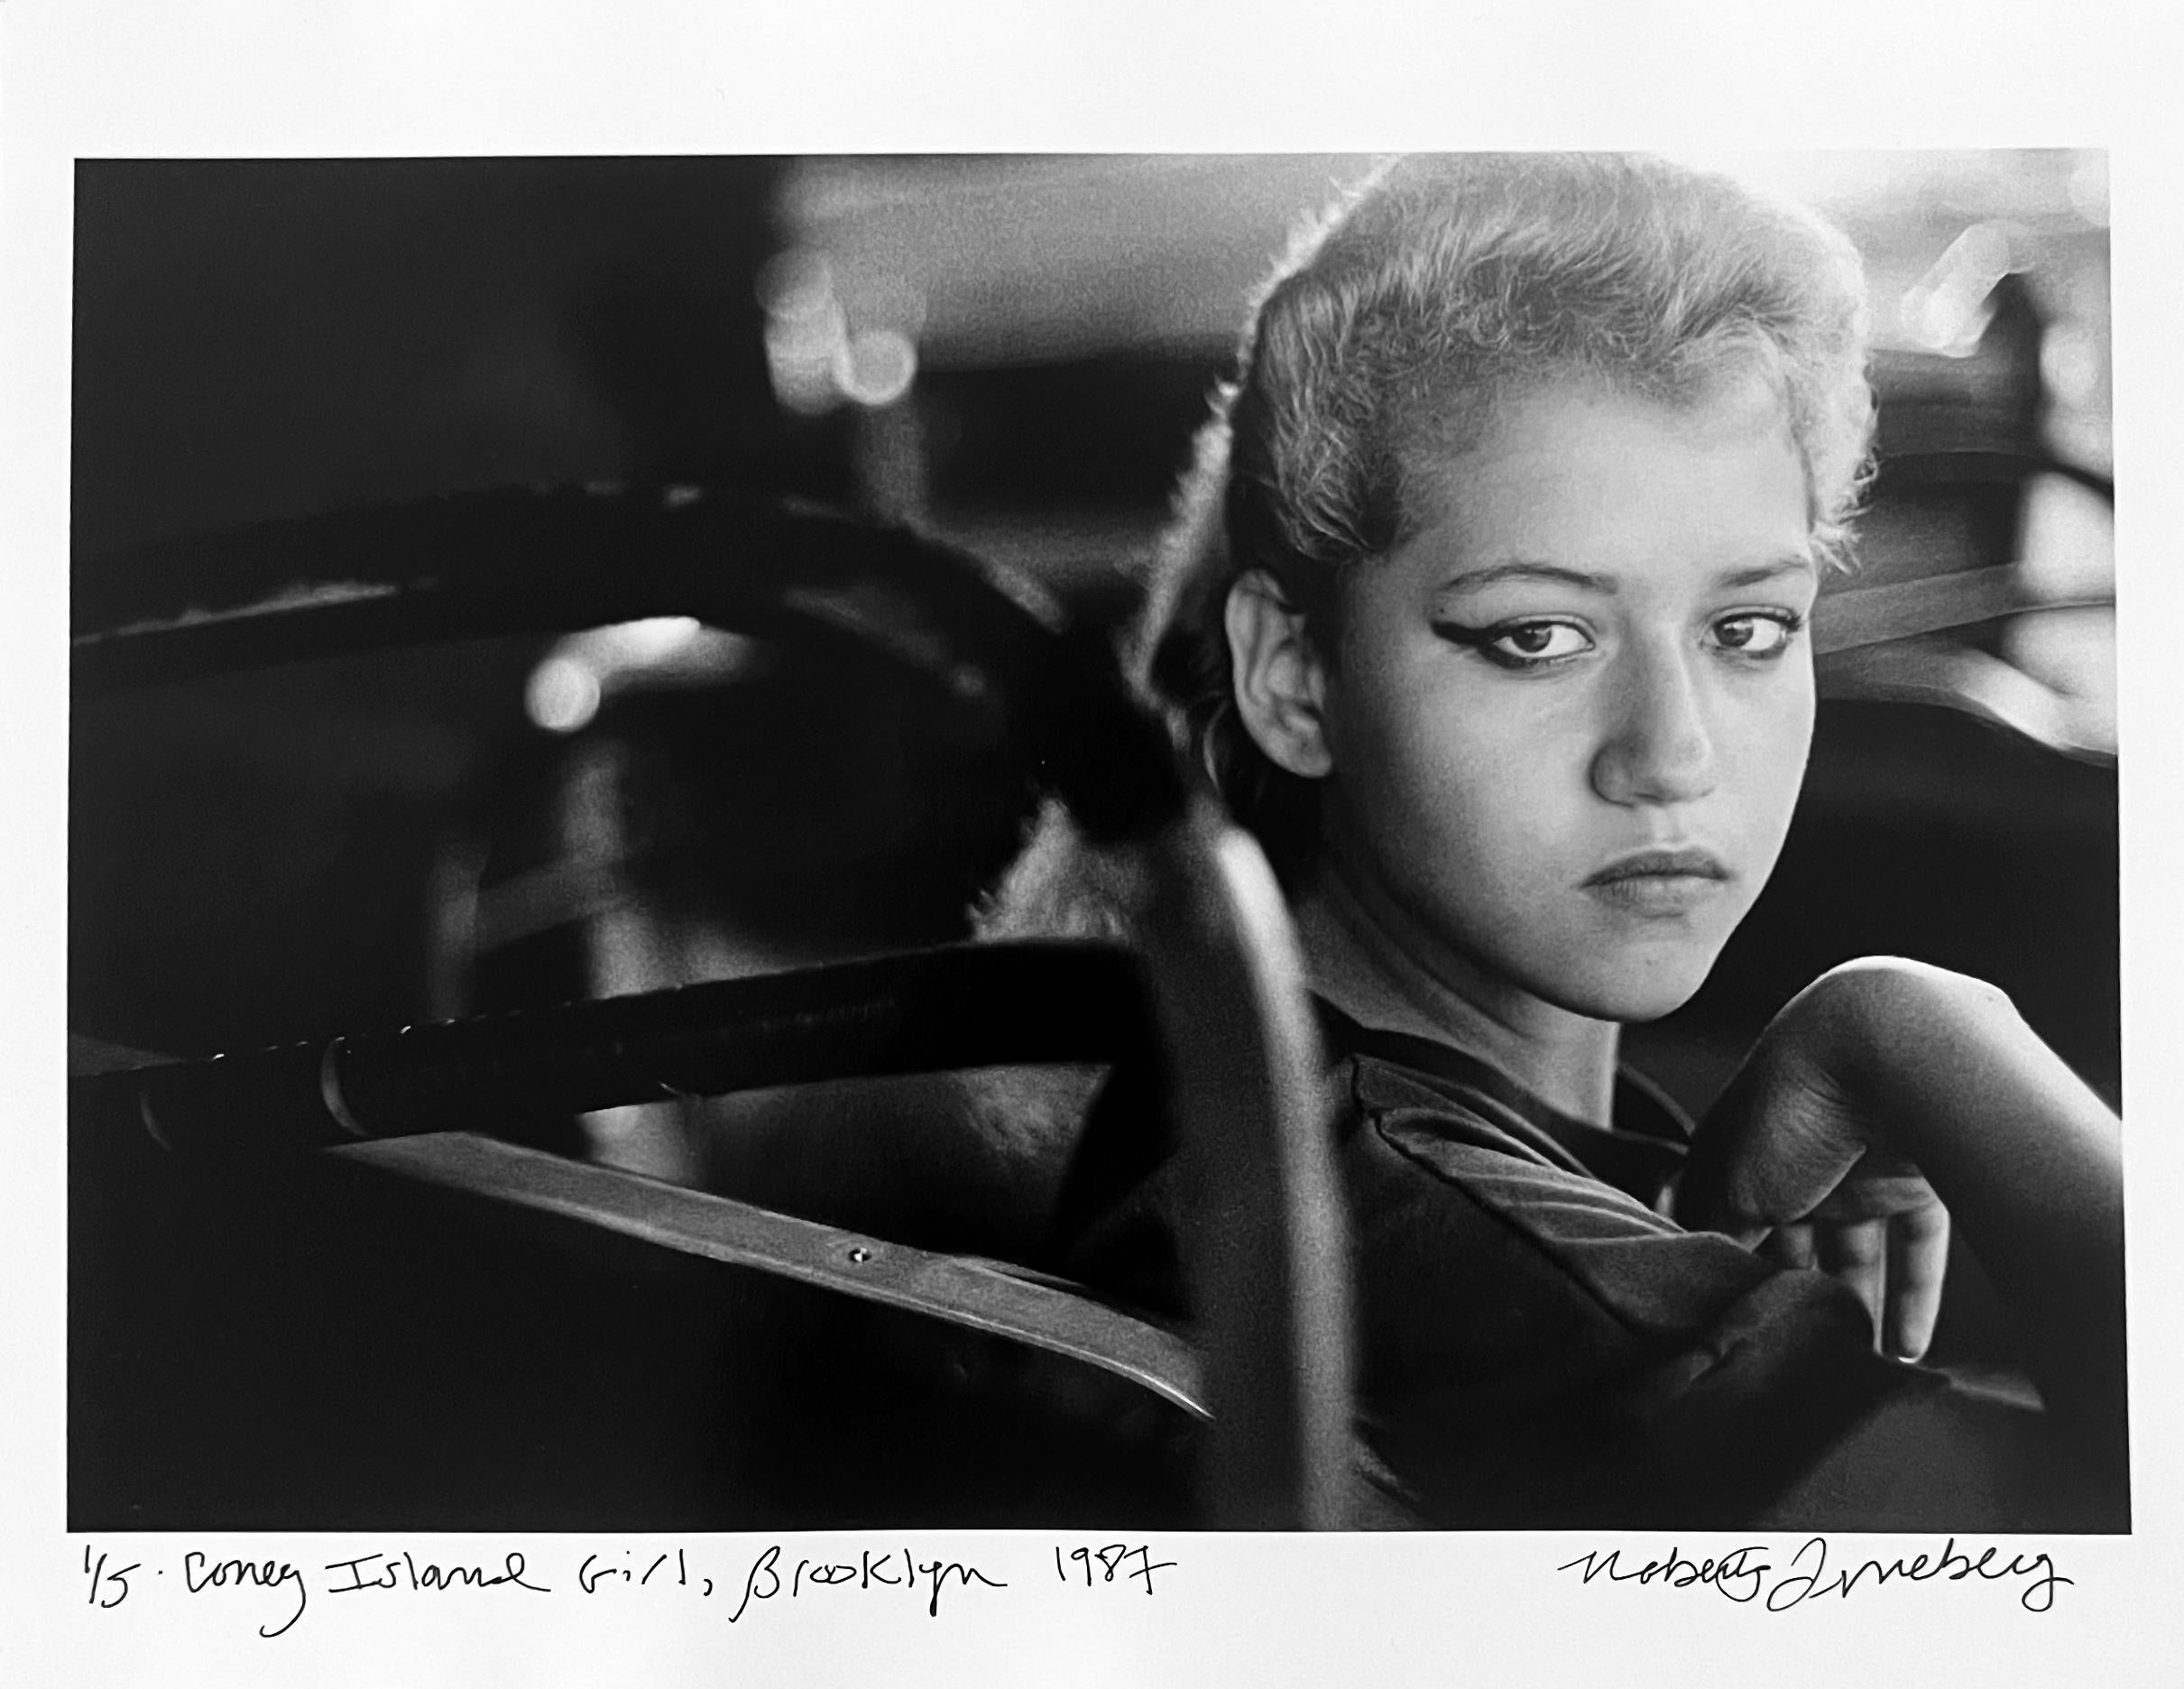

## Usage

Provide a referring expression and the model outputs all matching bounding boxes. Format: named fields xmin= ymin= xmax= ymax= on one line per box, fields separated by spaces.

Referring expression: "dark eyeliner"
xmin=1430 ymin=619 xmax=1503 ymax=650
xmin=1713 ymin=607 xmax=1809 ymax=658
xmin=1432 ymin=616 xmax=1590 ymax=671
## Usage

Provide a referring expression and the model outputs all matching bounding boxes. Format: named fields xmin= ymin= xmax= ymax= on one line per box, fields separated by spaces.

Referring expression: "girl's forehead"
xmin=1376 ymin=374 xmax=1811 ymax=593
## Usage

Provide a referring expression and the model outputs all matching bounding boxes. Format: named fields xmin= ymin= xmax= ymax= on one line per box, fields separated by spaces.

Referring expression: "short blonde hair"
xmin=1139 ymin=152 xmax=1876 ymax=881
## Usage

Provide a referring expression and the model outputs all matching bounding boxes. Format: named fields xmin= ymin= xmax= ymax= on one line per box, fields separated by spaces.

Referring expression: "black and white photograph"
xmin=8 ymin=5 xmax=2182 ymax=1684
xmin=65 ymin=146 xmax=2127 ymax=1536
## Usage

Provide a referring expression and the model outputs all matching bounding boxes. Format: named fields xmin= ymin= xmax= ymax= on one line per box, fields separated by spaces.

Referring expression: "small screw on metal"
xmin=846 ymin=1247 xmax=872 ymax=1264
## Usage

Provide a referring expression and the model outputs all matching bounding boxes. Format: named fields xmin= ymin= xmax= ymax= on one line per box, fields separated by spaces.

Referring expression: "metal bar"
xmin=1816 ymin=566 xmax=2112 ymax=656
xmin=1139 ymin=803 xmax=1356 ymax=1530
xmin=334 ymin=1131 xmax=1209 ymax=1421
xmin=76 ymin=941 xmax=1159 ymax=1158
xmin=1871 ymin=447 xmax=2114 ymax=505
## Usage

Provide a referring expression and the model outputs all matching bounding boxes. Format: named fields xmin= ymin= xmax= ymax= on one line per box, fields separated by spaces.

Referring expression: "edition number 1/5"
xmin=84 ymin=1546 xmax=140 ymax=1610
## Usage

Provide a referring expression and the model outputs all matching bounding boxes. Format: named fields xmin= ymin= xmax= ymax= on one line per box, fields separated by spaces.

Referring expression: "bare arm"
xmin=1678 ymin=958 xmax=2126 ymax=1478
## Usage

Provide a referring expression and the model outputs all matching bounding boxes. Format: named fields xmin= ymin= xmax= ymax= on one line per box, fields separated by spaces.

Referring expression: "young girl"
xmin=990 ymin=153 xmax=2126 ymax=1529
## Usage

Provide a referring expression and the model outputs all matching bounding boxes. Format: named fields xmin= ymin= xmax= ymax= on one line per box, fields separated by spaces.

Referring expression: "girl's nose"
xmin=1589 ymin=647 xmax=1719 ymax=807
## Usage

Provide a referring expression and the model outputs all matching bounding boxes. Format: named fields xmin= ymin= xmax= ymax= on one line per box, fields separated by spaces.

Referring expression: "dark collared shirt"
xmin=1055 ymin=1001 xmax=1939 ymax=1528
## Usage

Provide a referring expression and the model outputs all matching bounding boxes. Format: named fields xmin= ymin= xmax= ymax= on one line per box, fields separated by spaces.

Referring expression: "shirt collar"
xmin=1311 ymin=997 xmax=1693 ymax=1205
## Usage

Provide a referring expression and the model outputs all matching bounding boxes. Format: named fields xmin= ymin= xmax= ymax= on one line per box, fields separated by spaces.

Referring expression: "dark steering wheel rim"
xmin=71 ymin=484 xmax=1359 ymax=1528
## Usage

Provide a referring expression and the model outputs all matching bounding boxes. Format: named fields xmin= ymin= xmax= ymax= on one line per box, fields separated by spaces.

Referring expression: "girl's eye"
xmin=1468 ymin=620 xmax=1594 ymax=668
xmin=1709 ymin=612 xmax=1804 ymax=658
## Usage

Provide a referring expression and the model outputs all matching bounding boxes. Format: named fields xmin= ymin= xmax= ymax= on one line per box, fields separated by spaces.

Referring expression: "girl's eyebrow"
xmin=1437 ymin=560 xmax=1613 ymax=595
xmin=1716 ymin=554 xmax=1820 ymax=589
xmin=1438 ymin=553 xmax=1817 ymax=595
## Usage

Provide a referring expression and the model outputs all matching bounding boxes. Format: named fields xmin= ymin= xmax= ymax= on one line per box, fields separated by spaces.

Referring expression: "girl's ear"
xmin=1225 ymin=568 xmax=1333 ymax=779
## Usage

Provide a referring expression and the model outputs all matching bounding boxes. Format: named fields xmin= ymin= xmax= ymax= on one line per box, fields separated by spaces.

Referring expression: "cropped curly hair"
xmin=1134 ymin=152 xmax=1877 ymax=885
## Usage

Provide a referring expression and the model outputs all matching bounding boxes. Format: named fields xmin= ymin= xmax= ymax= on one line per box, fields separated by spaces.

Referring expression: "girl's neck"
xmin=1291 ymin=864 xmax=1621 ymax=1126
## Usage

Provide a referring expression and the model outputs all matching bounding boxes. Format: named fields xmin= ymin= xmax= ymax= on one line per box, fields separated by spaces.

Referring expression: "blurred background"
xmin=71 ymin=150 xmax=2117 ymax=1180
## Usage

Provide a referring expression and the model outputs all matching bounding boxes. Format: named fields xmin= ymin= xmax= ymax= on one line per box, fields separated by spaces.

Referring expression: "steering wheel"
xmin=70 ymin=484 xmax=1358 ymax=1529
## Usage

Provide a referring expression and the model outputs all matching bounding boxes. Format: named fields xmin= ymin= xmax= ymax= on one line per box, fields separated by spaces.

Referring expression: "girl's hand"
xmin=1746 ymin=1156 xmax=1950 ymax=1361
xmin=1674 ymin=959 xmax=1980 ymax=1361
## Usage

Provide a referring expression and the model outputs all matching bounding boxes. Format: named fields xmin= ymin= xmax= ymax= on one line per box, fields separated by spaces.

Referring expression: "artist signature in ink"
xmin=1556 ymin=1537 xmax=2072 ymax=1612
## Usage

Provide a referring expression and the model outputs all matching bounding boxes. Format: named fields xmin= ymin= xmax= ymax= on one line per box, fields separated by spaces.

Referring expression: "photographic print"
xmin=67 ymin=149 xmax=2124 ymax=1538
xmin=14 ymin=8 xmax=2182 ymax=1684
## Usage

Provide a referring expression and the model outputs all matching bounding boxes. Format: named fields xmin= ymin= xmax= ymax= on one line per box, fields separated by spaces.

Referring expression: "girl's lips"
xmin=1582 ymin=872 xmax=1728 ymax=916
xmin=1583 ymin=846 xmax=1729 ymax=885
xmin=1581 ymin=848 xmax=1731 ymax=917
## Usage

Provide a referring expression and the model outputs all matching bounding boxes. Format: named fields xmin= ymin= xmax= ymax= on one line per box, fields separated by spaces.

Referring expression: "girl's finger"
xmin=1884 ymin=1203 xmax=1951 ymax=1361
xmin=1817 ymin=1217 xmax=1890 ymax=1345
xmin=1762 ymin=1223 xmax=1818 ymax=1270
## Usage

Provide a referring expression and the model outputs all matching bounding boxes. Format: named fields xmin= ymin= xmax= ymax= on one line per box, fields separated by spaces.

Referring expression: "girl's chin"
xmin=1548 ymin=957 xmax=1719 ymax=1025
xmin=1605 ymin=986 xmax=1709 ymax=1026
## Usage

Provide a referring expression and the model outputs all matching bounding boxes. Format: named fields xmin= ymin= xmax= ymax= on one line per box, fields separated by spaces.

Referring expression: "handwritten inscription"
xmin=324 ymin=1549 xmax=551 ymax=1599
xmin=1556 ymin=1537 xmax=2072 ymax=1613
xmin=577 ymin=1547 xmax=694 ymax=1594
xmin=74 ymin=1537 xmax=1071 ymax=1638
xmin=79 ymin=1532 xmax=2075 ymax=1638
xmin=727 ymin=1544 xmax=1005 ymax=1620
xmin=184 ymin=1552 xmax=310 ymax=1639
xmin=1054 ymin=1543 xmax=1175 ymax=1594
xmin=82 ymin=1547 xmax=137 ymax=1611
